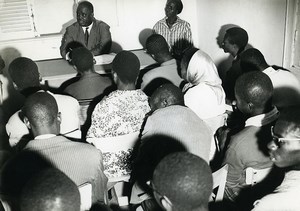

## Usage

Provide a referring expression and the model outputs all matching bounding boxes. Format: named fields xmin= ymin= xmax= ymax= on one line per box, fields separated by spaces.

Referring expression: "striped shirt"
xmin=153 ymin=16 xmax=193 ymax=53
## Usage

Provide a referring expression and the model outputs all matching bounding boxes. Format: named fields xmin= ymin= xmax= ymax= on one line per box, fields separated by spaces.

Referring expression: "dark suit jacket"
xmin=60 ymin=19 xmax=112 ymax=58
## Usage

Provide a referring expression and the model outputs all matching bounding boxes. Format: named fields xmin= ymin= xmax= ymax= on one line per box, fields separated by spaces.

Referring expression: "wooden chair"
xmin=78 ymin=182 xmax=92 ymax=211
xmin=210 ymin=164 xmax=228 ymax=202
xmin=245 ymin=167 xmax=273 ymax=186
xmin=87 ymin=132 xmax=140 ymax=206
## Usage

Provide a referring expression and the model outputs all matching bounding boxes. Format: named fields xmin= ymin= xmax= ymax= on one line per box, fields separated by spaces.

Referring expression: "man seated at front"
xmin=222 ymin=71 xmax=278 ymax=204
xmin=137 ymin=34 xmax=183 ymax=96
xmin=152 ymin=152 xmax=213 ymax=211
xmin=60 ymin=1 xmax=112 ymax=60
xmin=21 ymin=92 xmax=107 ymax=204
xmin=252 ymin=107 xmax=300 ymax=211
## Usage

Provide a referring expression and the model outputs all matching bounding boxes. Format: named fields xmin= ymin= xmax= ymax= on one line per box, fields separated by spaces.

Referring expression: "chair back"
xmin=210 ymin=164 xmax=228 ymax=202
xmin=78 ymin=99 xmax=94 ymax=125
xmin=245 ymin=167 xmax=273 ymax=186
xmin=87 ymin=132 xmax=140 ymax=180
xmin=78 ymin=182 xmax=92 ymax=211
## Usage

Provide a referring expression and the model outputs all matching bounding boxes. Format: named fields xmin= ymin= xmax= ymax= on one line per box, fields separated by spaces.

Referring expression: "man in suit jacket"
xmin=60 ymin=1 xmax=112 ymax=59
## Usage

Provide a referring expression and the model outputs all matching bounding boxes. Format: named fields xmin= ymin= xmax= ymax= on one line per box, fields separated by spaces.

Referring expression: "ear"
xmin=162 ymin=99 xmax=169 ymax=108
xmin=57 ymin=112 xmax=62 ymax=124
xmin=12 ymin=82 xmax=18 ymax=90
xmin=161 ymin=196 xmax=172 ymax=211
xmin=247 ymin=102 xmax=254 ymax=112
xmin=38 ymin=73 xmax=42 ymax=82
xmin=112 ymin=71 xmax=118 ymax=84
xmin=23 ymin=116 xmax=31 ymax=130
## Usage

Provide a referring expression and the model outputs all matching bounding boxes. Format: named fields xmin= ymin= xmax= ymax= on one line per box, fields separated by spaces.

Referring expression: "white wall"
xmin=196 ymin=0 xmax=287 ymax=76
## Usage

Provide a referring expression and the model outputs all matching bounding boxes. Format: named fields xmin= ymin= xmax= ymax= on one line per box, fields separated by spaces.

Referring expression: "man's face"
xmin=77 ymin=5 xmax=93 ymax=27
xmin=234 ymin=90 xmax=250 ymax=115
xmin=222 ymin=35 xmax=235 ymax=54
xmin=165 ymin=1 xmax=178 ymax=18
xmin=268 ymin=121 xmax=300 ymax=168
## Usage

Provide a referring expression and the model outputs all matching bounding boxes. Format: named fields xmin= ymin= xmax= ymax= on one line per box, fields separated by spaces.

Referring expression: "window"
xmin=0 ymin=0 xmax=37 ymax=41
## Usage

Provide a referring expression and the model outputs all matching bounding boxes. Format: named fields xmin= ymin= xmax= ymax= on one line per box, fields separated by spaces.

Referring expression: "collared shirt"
xmin=86 ymin=89 xmax=150 ymax=138
xmin=81 ymin=22 xmax=93 ymax=34
xmin=245 ymin=107 xmax=279 ymax=127
xmin=153 ymin=17 xmax=192 ymax=51
xmin=34 ymin=134 xmax=56 ymax=140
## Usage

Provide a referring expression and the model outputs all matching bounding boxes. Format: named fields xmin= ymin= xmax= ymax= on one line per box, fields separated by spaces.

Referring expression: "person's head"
xmin=222 ymin=27 xmax=248 ymax=56
xmin=181 ymin=48 xmax=222 ymax=87
xmin=146 ymin=34 xmax=171 ymax=63
xmin=240 ymin=48 xmax=269 ymax=72
xmin=149 ymin=84 xmax=184 ymax=111
xmin=268 ymin=107 xmax=300 ymax=170
xmin=152 ymin=152 xmax=212 ymax=211
xmin=112 ymin=50 xmax=140 ymax=87
xmin=8 ymin=57 xmax=40 ymax=92
xmin=77 ymin=1 xmax=94 ymax=27
xmin=165 ymin=0 xmax=183 ymax=18
xmin=65 ymin=41 xmax=85 ymax=62
xmin=72 ymin=47 xmax=94 ymax=73
xmin=235 ymin=71 xmax=273 ymax=116
xmin=22 ymin=92 xmax=61 ymax=137
xmin=20 ymin=168 xmax=80 ymax=211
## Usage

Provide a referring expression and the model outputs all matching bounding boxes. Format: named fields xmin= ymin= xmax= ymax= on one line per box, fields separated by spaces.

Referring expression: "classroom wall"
xmin=195 ymin=0 xmax=287 ymax=78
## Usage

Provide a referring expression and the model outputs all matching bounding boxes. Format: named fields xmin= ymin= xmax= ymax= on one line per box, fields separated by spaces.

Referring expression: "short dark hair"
xmin=20 ymin=168 xmax=80 ymax=211
xmin=112 ymin=51 xmax=140 ymax=84
xmin=240 ymin=48 xmax=267 ymax=72
xmin=8 ymin=57 xmax=40 ymax=90
xmin=150 ymin=84 xmax=184 ymax=111
xmin=225 ymin=27 xmax=248 ymax=50
xmin=146 ymin=34 xmax=169 ymax=55
xmin=181 ymin=47 xmax=199 ymax=69
xmin=72 ymin=47 xmax=94 ymax=72
xmin=78 ymin=1 xmax=93 ymax=13
xmin=275 ymin=106 xmax=300 ymax=136
xmin=22 ymin=92 xmax=58 ymax=128
xmin=235 ymin=71 xmax=273 ymax=108
xmin=153 ymin=152 xmax=212 ymax=210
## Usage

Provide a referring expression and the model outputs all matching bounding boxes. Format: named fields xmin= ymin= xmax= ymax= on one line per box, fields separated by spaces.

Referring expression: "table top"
xmin=37 ymin=49 xmax=156 ymax=81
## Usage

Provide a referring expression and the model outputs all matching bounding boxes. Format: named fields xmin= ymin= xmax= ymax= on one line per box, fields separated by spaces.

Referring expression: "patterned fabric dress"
xmin=87 ymin=89 xmax=150 ymax=178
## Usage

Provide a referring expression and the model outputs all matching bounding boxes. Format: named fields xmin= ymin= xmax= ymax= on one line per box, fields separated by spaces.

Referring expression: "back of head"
xmin=8 ymin=57 xmax=40 ymax=90
xmin=22 ymin=92 xmax=58 ymax=129
xmin=20 ymin=168 xmax=80 ymax=211
xmin=72 ymin=47 xmax=94 ymax=73
xmin=146 ymin=34 xmax=170 ymax=56
xmin=112 ymin=50 xmax=140 ymax=84
xmin=240 ymin=48 xmax=267 ymax=72
xmin=153 ymin=152 xmax=212 ymax=211
xmin=235 ymin=71 xmax=273 ymax=109
xmin=66 ymin=41 xmax=84 ymax=61
xmin=225 ymin=27 xmax=248 ymax=50
xmin=149 ymin=84 xmax=184 ymax=111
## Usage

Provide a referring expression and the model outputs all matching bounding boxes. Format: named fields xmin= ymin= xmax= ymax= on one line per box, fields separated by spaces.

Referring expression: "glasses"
xmin=271 ymin=126 xmax=300 ymax=146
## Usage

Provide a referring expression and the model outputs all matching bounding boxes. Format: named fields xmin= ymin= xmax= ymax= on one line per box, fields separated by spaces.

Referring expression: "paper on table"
xmin=94 ymin=53 xmax=116 ymax=65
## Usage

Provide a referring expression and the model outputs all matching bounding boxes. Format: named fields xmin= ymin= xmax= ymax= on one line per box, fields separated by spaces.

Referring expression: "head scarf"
xmin=183 ymin=50 xmax=225 ymax=104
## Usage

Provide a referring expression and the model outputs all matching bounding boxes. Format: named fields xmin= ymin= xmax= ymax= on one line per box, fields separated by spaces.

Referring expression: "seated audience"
xmin=222 ymin=72 xmax=278 ymax=203
xmin=20 ymin=168 xmax=81 ymax=211
xmin=152 ymin=152 xmax=213 ymax=211
xmin=61 ymin=47 xmax=113 ymax=124
xmin=251 ymin=107 xmax=300 ymax=211
xmin=6 ymin=57 xmax=81 ymax=147
xmin=60 ymin=1 xmax=112 ymax=59
xmin=21 ymin=92 xmax=107 ymax=204
xmin=221 ymin=27 xmax=248 ymax=102
xmin=240 ymin=48 xmax=300 ymax=108
xmin=141 ymin=84 xmax=212 ymax=162
xmin=86 ymin=50 xmax=150 ymax=139
xmin=153 ymin=0 xmax=193 ymax=58
xmin=181 ymin=48 xmax=227 ymax=134
xmin=138 ymin=34 xmax=183 ymax=96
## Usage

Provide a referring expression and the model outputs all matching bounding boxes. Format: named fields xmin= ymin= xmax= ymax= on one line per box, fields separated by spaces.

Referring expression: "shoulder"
xmin=52 ymin=93 xmax=79 ymax=104
xmin=66 ymin=22 xmax=80 ymax=31
xmin=229 ymin=126 xmax=258 ymax=148
xmin=94 ymin=19 xmax=110 ymax=29
xmin=177 ymin=17 xmax=191 ymax=26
